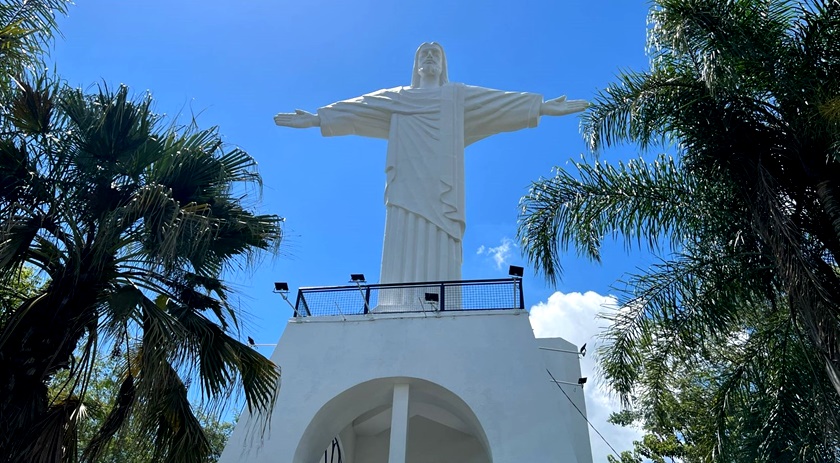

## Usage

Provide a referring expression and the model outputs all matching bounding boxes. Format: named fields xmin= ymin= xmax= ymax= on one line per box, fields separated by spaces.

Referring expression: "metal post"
xmin=293 ymin=290 xmax=302 ymax=317
xmin=439 ymin=282 xmax=445 ymax=311
xmin=354 ymin=281 xmax=373 ymax=314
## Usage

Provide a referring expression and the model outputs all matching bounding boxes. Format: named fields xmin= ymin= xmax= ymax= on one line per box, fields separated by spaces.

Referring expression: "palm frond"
xmin=518 ymin=155 xmax=697 ymax=283
xmin=81 ymin=373 xmax=135 ymax=463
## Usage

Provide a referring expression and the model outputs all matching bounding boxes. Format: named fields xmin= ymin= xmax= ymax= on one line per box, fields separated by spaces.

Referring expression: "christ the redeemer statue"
xmin=275 ymin=42 xmax=587 ymax=285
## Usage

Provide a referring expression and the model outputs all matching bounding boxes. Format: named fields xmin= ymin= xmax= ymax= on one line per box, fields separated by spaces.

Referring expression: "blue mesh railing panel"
xmin=294 ymin=279 xmax=523 ymax=317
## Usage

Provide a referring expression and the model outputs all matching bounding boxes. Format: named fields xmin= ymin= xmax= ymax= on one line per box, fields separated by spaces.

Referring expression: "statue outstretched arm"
xmin=274 ymin=109 xmax=321 ymax=128
xmin=540 ymin=96 xmax=589 ymax=116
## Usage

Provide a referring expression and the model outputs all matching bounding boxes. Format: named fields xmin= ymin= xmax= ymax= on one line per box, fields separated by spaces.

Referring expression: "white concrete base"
xmin=219 ymin=310 xmax=592 ymax=463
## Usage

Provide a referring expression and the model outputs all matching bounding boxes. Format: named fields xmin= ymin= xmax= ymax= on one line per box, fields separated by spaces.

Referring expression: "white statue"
xmin=275 ymin=42 xmax=587 ymax=285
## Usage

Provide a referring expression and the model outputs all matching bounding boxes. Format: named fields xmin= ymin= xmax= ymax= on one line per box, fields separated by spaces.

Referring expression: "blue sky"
xmin=53 ymin=0 xmax=658 ymax=460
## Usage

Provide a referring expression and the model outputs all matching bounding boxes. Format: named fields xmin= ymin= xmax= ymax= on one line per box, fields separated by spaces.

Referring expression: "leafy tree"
xmin=518 ymin=0 xmax=840 ymax=460
xmin=49 ymin=356 xmax=234 ymax=463
xmin=0 ymin=265 xmax=41 ymax=339
xmin=604 ymin=297 xmax=840 ymax=462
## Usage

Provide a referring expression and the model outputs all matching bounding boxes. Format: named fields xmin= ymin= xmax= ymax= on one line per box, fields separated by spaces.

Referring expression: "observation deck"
xmin=290 ymin=278 xmax=524 ymax=317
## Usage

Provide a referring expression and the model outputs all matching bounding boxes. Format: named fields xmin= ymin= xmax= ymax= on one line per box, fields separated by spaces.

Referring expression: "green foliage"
xmin=0 ymin=2 xmax=282 ymax=462
xmin=49 ymin=356 xmax=234 ymax=463
xmin=0 ymin=265 xmax=40 ymax=313
xmin=0 ymin=0 xmax=69 ymax=94
xmin=607 ymin=451 xmax=642 ymax=463
xmin=603 ymin=300 xmax=840 ymax=462
xmin=518 ymin=0 xmax=840 ymax=460
xmin=0 ymin=79 xmax=283 ymax=462
xmin=0 ymin=77 xmax=282 ymax=463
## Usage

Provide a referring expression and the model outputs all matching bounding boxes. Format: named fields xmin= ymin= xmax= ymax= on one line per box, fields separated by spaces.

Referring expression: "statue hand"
xmin=274 ymin=109 xmax=321 ymax=128
xmin=540 ymin=96 xmax=589 ymax=116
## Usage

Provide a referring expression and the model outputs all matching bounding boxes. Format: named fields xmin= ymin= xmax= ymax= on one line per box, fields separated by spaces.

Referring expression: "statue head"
xmin=411 ymin=42 xmax=448 ymax=88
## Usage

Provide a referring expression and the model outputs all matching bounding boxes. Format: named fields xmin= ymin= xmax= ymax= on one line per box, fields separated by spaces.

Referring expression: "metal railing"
xmin=293 ymin=278 xmax=524 ymax=317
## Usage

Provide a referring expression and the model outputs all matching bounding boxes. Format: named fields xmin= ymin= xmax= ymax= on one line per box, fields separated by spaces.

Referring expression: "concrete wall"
xmin=406 ymin=415 xmax=487 ymax=463
xmin=354 ymin=415 xmax=488 ymax=463
xmin=219 ymin=310 xmax=591 ymax=463
xmin=538 ymin=338 xmax=593 ymax=463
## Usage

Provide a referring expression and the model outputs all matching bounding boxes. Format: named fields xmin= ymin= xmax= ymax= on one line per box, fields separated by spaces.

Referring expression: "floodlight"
xmin=508 ymin=265 xmax=524 ymax=278
xmin=424 ymin=293 xmax=439 ymax=302
xmin=578 ymin=377 xmax=587 ymax=385
xmin=272 ymin=281 xmax=300 ymax=317
xmin=350 ymin=273 xmax=372 ymax=314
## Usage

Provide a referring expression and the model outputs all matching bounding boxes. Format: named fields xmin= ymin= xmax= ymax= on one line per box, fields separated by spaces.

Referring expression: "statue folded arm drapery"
xmin=317 ymin=84 xmax=542 ymax=284
xmin=274 ymin=42 xmax=587 ymax=287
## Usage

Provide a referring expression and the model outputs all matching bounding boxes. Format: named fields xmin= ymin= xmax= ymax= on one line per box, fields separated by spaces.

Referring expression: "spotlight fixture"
xmin=579 ymin=343 xmax=587 ymax=357
xmin=350 ymin=273 xmax=372 ymax=314
xmin=424 ymin=292 xmax=439 ymax=302
xmin=273 ymin=281 xmax=301 ymax=317
xmin=508 ymin=265 xmax=524 ymax=278
xmin=577 ymin=377 xmax=587 ymax=386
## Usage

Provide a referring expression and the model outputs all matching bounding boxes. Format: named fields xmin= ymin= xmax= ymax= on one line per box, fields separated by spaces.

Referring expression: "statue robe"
xmin=318 ymin=83 xmax=542 ymax=284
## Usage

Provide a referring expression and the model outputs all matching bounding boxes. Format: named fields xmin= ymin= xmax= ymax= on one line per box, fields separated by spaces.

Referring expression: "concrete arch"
xmin=293 ymin=377 xmax=492 ymax=463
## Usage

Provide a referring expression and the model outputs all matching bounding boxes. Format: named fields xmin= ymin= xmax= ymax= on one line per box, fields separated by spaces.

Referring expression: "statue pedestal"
xmin=219 ymin=306 xmax=593 ymax=463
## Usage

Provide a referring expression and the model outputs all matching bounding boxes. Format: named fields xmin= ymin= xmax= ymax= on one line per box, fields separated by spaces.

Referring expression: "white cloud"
xmin=476 ymin=237 xmax=515 ymax=269
xmin=530 ymin=291 xmax=644 ymax=462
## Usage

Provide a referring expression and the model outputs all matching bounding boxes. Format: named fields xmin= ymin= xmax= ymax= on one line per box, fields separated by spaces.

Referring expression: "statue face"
xmin=410 ymin=42 xmax=448 ymax=88
xmin=417 ymin=44 xmax=443 ymax=79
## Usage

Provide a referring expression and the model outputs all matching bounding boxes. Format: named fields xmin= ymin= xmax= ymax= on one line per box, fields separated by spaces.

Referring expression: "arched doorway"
xmin=294 ymin=377 xmax=492 ymax=463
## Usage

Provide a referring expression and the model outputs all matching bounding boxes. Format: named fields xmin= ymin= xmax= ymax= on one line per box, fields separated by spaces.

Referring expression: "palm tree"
xmin=606 ymin=285 xmax=840 ymax=462
xmin=0 ymin=0 xmax=69 ymax=93
xmin=519 ymin=0 xmax=840 ymax=459
xmin=0 ymin=79 xmax=283 ymax=462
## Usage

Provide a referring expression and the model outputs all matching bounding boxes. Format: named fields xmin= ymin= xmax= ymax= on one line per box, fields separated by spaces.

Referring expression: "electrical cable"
xmin=546 ymin=368 xmax=621 ymax=457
